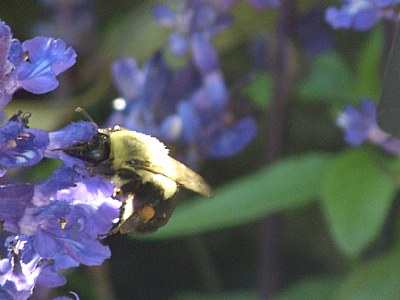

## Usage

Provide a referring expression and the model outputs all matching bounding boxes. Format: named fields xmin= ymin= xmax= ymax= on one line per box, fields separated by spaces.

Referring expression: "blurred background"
xmin=2 ymin=0 xmax=400 ymax=299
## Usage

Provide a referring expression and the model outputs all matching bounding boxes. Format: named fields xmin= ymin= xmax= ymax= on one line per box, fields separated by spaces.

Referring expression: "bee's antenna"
xmin=75 ymin=107 xmax=96 ymax=124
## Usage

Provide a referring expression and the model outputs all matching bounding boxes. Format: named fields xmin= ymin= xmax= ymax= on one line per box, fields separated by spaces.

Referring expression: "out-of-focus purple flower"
xmin=0 ymin=111 xmax=49 ymax=175
xmin=325 ymin=0 xmax=400 ymax=31
xmin=153 ymin=2 xmax=230 ymax=106
xmin=191 ymin=33 xmax=228 ymax=108
xmin=109 ymin=52 xmax=257 ymax=166
xmin=337 ymin=98 xmax=400 ymax=155
xmin=247 ymin=0 xmax=280 ymax=9
xmin=153 ymin=2 xmax=234 ymax=57
xmin=0 ymin=21 xmax=76 ymax=110
xmin=35 ymin=0 xmax=97 ymax=55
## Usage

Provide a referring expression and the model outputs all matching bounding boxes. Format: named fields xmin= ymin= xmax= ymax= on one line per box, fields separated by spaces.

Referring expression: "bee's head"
xmin=62 ymin=108 xmax=111 ymax=164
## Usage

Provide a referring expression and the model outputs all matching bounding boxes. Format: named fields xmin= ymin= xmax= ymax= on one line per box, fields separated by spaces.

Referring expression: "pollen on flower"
xmin=58 ymin=218 xmax=68 ymax=229
xmin=23 ymin=50 xmax=30 ymax=62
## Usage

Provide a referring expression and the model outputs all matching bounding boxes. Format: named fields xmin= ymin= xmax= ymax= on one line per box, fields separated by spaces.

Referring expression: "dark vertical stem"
xmin=267 ymin=0 xmax=295 ymax=162
xmin=87 ymin=262 xmax=116 ymax=300
xmin=258 ymin=0 xmax=296 ymax=298
xmin=185 ymin=235 xmax=223 ymax=293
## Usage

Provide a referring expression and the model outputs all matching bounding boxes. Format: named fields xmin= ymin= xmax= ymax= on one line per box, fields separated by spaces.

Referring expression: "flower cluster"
xmin=0 ymin=0 xmax=273 ymax=296
xmin=337 ymin=98 xmax=400 ymax=155
xmin=109 ymin=1 xmax=264 ymax=167
xmin=0 ymin=21 xmax=77 ymax=110
xmin=325 ymin=0 xmax=400 ymax=31
xmin=0 ymin=20 xmax=120 ymax=298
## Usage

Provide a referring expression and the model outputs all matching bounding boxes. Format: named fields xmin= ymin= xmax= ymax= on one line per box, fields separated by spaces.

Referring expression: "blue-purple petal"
xmin=48 ymin=121 xmax=97 ymax=150
xmin=0 ymin=121 xmax=49 ymax=169
xmin=169 ymin=32 xmax=190 ymax=57
xmin=325 ymin=7 xmax=353 ymax=29
xmin=111 ymin=58 xmax=143 ymax=100
xmin=63 ymin=238 xmax=111 ymax=266
xmin=325 ymin=3 xmax=381 ymax=31
xmin=191 ymin=33 xmax=219 ymax=76
xmin=160 ymin=114 xmax=183 ymax=142
xmin=203 ymin=71 xmax=228 ymax=109
xmin=193 ymin=4 xmax=217 ymax=30
xmin=179 ymin=101 xmax=201 ymax=142
xmin=16 ymin=37 xmax=76 ymax=94
xmin=207 ymin=117 xmax=257 ymax=158
xmin=34 ymin=228 xmax=61 ymax=258
xmin=33 ymin=167 xmax=79 ymax=206
xmin=0 ymin=21 xmax=12 ymax=80
xmin=153 ymin=4 xmax=176 ymax=26
xmin=36 ymin=268 xmax=67 ymax=288
xmin=0 ymin=184 xmax=33 ymax=233
xmin=352 ymin=7 xmax=381 ymax=31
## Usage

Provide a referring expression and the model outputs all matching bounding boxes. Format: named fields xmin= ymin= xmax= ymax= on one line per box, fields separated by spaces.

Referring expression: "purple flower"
xmin=0 ymin=21 xmax=76 ymax=110
xmin=110 ymin=52 xmax=257 ymax=166
xmin=247 ymin=0 xmax=280 ymax=9
xmin=0 ymin=111 xmax=49 ymax=174
xmin=326 ymin=0 xmax=400 ymax=31
xmin=153 ymin=2 xmax=234 ymax=57
xmin=35 ymin=0 xmax=97 ymax=55
xmin=337 ymin=98 xmax=400 ymax=155
xmin=0 ymin=236 xmax=42 ymax=299
xmin=17 ymin=37 xmax=76 ymax=93
xmin=46 ymin=120 xmax=98 ymax=166
xmin=0 ymin=166 xmax=120 ymax=293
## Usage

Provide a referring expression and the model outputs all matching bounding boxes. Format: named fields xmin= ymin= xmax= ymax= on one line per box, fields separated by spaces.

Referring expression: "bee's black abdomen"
xmin=115 ymin=171 xmax=178 ymax=234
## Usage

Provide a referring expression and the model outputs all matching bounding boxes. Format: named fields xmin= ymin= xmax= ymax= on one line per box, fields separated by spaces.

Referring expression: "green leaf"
xmin=242 ymin=72 xmax=272 ymax=109
xmin=172 ymin=290 xmax=259 ymax=300
xmin=298 ymin=52 xmax=353 ymax=103
xmin=335 ymin=245 xmax=400 ymax=300
xmin=141 ymin=153 xmax=332 ymax=240
xmin=100 ymin=2 xmax=168 ymax=65
xmin=273 ymin=277 xmax=342 ymax=300
xmin=354 ymin=27 xmax=383 ymax=100
xmin=321 ymin=149 xmax=396 ymax=257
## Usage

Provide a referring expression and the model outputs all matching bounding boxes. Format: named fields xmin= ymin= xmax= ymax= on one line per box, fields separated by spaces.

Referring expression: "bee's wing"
xmin=127 ymin=158 xmax=213 ymax=197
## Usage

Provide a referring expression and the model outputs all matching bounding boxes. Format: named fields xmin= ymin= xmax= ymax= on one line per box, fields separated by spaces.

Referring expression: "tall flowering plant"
xmin=0 ymin=20 xmax=121 ymax=298
xmin=3 ymin=0 xmax=400 ymax=299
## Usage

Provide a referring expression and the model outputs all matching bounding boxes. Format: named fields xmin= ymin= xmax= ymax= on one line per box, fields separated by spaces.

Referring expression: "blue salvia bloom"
xmin=337 ymin=98 xmax=400 ymax=155
xmin=153 ymin=1 xmax=234 ymax=57
xmin=0 ymin=20 xmax=76 ymax=110
xmin=0 ymin=20 xmax=122 ymax=298
xmin=0 ymin=111 xmax=49 ymax=176
xmin=0 ymin=167 xmax=121 ymax=293
xmin=325 ymin=0 xmax=400 ymax=31
xmin=154 ymin=2 xmax=232 ymax=112
xmin=0 ymin=236 xmax=42 ymax=299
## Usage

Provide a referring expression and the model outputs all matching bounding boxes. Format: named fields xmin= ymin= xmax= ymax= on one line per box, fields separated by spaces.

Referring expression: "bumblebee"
xmin=64 ymin=122 xmax=212 ymax=235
